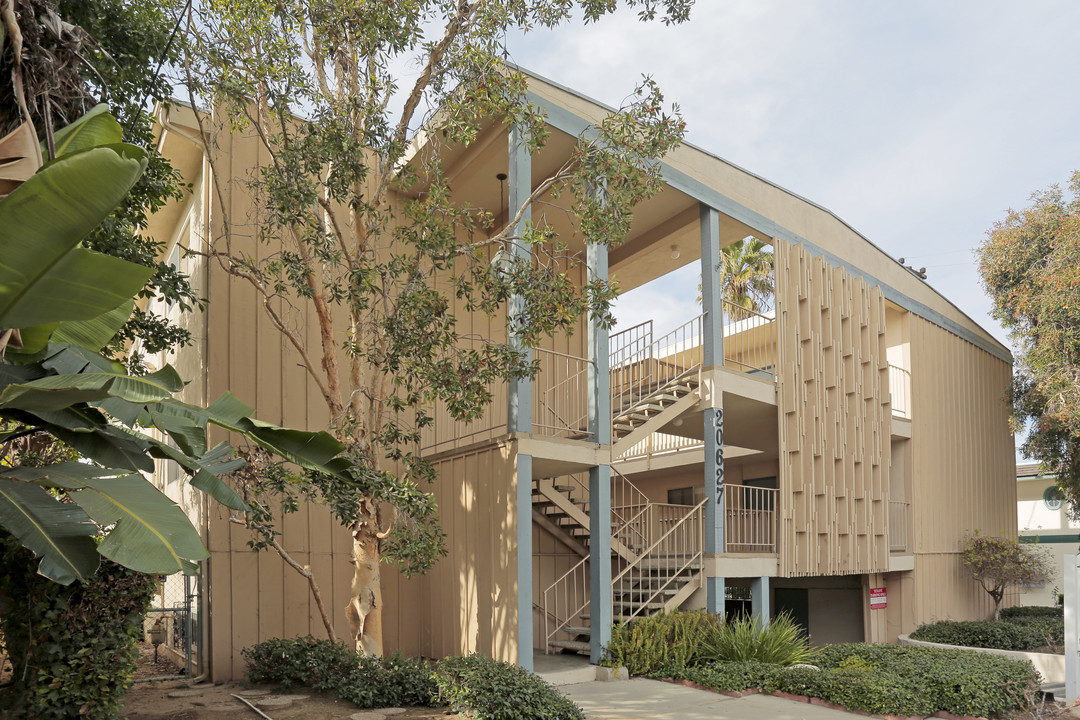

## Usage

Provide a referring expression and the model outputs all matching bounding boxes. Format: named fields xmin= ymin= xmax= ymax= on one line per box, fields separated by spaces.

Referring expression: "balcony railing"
xmin=724 ymin=483 xmax=777 ymax=553
xmin=534 ymin=348 xmax=591 ymax=439
xmin=721 ymin=301 xmax=776 ymax=380
xmin=889 ymin=500 xmax=909 ymax=553
xmin=619 ymin=432 xmax=704 ymax=462
xmin=889 ymin=364 xmax=911 ymax=419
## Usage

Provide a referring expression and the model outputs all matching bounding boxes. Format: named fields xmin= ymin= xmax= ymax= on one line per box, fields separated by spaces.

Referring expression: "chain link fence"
xmin=138 ymin=564 xmax=202 ymax=681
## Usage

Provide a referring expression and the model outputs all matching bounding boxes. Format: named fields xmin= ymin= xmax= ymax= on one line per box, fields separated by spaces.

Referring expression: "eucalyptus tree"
xmin=978 ymin=170 xmax=1080 ymax=508
xmin=179 ymin=0 xmax=691 ymax=655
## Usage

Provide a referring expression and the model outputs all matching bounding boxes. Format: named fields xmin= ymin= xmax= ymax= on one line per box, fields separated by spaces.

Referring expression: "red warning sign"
xmin=870 ymin=587 xmax=887 ymax=610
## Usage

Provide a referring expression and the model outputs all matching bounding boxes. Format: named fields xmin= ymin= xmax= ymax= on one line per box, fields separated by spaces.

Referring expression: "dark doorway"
xmin=774 ymin=587 xmax=809 ymax=636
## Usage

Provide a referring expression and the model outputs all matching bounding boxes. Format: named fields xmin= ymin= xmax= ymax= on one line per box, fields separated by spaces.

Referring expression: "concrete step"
xmin=548 ymin=640 xmax=590 ymax=654
xmin=562 ymin=625 xmax=591 ymax=637
xmin=613 ymin=600 xmax=666 ymax=612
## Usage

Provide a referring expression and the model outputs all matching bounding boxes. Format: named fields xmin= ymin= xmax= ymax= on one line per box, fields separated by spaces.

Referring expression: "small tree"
xmin=961 ymin=534 xmax=1052 ymax=618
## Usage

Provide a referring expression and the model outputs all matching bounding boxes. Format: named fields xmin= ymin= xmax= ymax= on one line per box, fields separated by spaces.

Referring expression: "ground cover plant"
xmin=243 ymin=637 xmax=583 ymax=720
xmin=601 ymin=610 xmax=1039 ymax=718
xmin=662 ymin=643 xmax=1038 ymax=718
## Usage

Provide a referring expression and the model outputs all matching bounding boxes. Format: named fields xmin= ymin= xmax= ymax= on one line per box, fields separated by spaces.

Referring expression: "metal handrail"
xmin=724 ymin=483 xmax=778 ymax=553
xmin=888 ymin=364 xmax=911 ymax=419
xmin=610 ymin=498 xmax=705 ymax=622
xmin=720 ymin=300 xmax=776 ymax=378
xmin=543 ymin=555 xmax=590 ymax=651
xmin=534 ymin=347 xmax=591 ymax=437
xmin=611 ymin=314 xmax=704 ymax=416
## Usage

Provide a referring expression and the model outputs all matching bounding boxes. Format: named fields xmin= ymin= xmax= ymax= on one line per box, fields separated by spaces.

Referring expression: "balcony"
xmin=725 ymin=483 xmax=777 ymax=554
xmin=889 ymin=500 xmax=909 ymax=554
xmin=888 ymin=363 xmax=910 ymax=419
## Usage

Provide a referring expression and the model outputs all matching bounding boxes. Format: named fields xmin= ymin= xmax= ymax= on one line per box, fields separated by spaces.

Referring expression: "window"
xmin=742 ymin=476 xmax=777 ymax=512
xmin=1044 ymin=486 xmax=1065 ymax=511
xmin=667 ymin=486 xmax=703 ymax=506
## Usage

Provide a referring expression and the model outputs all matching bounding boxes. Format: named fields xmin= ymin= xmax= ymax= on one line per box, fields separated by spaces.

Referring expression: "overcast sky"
xmin=505 ymin=0 xmax=1080 ymax=349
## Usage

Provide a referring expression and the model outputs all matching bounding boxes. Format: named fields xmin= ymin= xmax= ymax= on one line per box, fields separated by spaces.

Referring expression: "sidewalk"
xmin=560 ymin=678 xmax=867 ymax=720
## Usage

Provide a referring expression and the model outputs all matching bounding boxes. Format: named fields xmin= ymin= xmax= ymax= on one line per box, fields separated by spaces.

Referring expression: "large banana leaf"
xmin=0 ymin=143 xmax=152 ymax=329
xmin=0 ymin=364 xmax=184 ymax=412
xmin=9 ymin=463 xmax=208 ymax=574
xmin=49 ymin=299 xmax=135 ymax=353
xmin=46 ymin=104 xmax=123 ymax=159
xmin=0 ymin=474 xmax=100 ymax=583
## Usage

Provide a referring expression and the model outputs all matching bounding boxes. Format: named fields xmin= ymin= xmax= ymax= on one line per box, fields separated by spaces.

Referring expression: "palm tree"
xmin=698 ymin=237 xmax=775 ymax=321
xmin=719 ymin=237 xmax=775 ymax=321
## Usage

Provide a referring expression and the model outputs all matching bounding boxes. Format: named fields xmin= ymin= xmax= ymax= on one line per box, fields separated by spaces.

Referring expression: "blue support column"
xmin=517 ymin=453 xmax=534 ymax=670
xmin=587 ymin=237 xmax=613 ymax=664
xmin=589 ymin=464 xmax=612 ymax=663
xmin=587 ymin=240 xmax=611 ymax=446
xmin=699 ymin=204 xmax=724 ymax=368
xmin=701 ymin=203 xmax=726 ymax=616
xmin=507 ymin=124 xmax=532 ymax=433
xmin=704 ymin=405 xmax=726 ymax=616
xmin=751 ymin=576 xmax=770 ymax=626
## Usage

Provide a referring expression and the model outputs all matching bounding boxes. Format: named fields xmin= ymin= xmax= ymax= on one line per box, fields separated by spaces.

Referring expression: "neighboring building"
xmin=146 ymin=69 xmax=1017 ymax=680
xmin=1018 ymin=461 xmax=1076 ymax=606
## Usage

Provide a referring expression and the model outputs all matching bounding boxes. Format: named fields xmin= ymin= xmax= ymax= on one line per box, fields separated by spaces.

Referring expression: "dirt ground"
xmin=125 ymin=642 xmax=449 ymax=720
xmin=123 ymin=681 xmax=450 ymax=720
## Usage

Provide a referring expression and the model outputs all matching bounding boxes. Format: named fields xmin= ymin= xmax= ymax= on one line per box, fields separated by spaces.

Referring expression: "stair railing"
xmin=611 ymin=314 xmax=703 ymax=417
xmin=610 ymin=498 xmax=705 ymax=623
xmin=533 ymin=348 xmax=591 ymax=437
xmin=543 ymin=556 xmax=590 ymax=653
xmin=611 ymin=468 xmax=651 ymax=554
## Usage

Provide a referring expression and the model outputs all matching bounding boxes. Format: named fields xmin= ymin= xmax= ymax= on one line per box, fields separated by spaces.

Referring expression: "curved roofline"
xmin=508 ymin=62 xmax=1010 ymax=361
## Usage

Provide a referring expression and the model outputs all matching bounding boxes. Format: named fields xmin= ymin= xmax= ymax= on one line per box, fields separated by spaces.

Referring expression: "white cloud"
xmin=509 ymin=0 xmax=1080 ymax=353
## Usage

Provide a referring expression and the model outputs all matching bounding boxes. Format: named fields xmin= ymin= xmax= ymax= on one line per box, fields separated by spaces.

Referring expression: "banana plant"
xmin=0 ymin=107 xmax=348 ymax=584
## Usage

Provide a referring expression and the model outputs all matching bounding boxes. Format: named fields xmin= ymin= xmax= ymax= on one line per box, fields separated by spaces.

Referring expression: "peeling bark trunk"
xmin=345 ymin=500 xmax=384 ymax=656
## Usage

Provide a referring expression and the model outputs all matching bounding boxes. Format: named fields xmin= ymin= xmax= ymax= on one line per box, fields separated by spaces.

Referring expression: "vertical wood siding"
xmin=775 ymin=242 xmax=891 ymax=577
xmin=383 ymin=443 xmax=520 ymax=662
xmin=908 ymin=315 xmax=1017 ymax=622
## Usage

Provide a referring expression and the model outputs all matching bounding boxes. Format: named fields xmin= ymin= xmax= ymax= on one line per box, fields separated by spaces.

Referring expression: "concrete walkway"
xmin=560 ymin=678 xmax=867 ymax=720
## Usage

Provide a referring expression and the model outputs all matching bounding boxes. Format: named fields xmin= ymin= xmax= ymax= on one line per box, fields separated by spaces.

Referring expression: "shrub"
xmin=911 ymin=618 xmax=1063 ymax=651
xmin=242 ymin=636 xmax=438 ymax=708
xmin=817 ymin=644 xmax=1038 ymax=718
xmin=0 ymin=532 xmax=157 ymax=720
xmin=601 ymin=610 xmax=722 ymax=675
xmin=665 ymin=644 xmax=1037 ymax=718
xmin=698 ymin=612 xmax=817 ymax=666
xmin=434 ymin=654 xmax=583 ymax=720
xmin=1000 ymin=605 xmax=1063 ymax=619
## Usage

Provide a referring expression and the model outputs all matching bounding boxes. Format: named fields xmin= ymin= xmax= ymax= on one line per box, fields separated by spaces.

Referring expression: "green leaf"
xmin=148 ymin=440 xmax=247 ymax=511
xmin=240 ymin=419 xmax=347 ymax=471
xmin=0 ymin=366 xmax=182 ymax=411
xmin=51 ymin=299 xmax=134 ymax=351
xmin=0 ymin=143 xmax=151 ymax=329
xmin=46 ymin=104 xmax=123 ymax=159
xmin=13 ymin=463 xmax=208 ymax=574
xmin=10 ymin=323 xmax=59 ymax=354
xmin=48 ymin=424 xmax=155 ymax=472
xmin=0 ymin=475 xmax=100 ymax=584
xmin=41 ymin=343 xmax=126 ymax=375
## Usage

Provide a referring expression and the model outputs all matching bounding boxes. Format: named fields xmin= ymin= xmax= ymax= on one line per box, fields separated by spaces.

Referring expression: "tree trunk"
xmin=345 ymin=501 xmax=384 ymax=656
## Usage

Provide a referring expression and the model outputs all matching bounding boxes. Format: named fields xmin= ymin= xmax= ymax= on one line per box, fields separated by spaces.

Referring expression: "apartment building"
xmin=147 ymin=69 xmax=1017 ymax=679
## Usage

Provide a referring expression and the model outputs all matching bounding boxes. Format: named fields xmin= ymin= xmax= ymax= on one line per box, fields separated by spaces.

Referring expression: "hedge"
xmin=659 ymin=644 xmax=1038 ymax=718
xmin=243 ymin=637 xmax=583 ymax=720
xmin=911 ymin=617 xmax=1063 ymax=650
xmin=0 ymin=532 xmax=157 ymax=720
xmin=1000 ymin=605 xmax=1063 ymax=620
